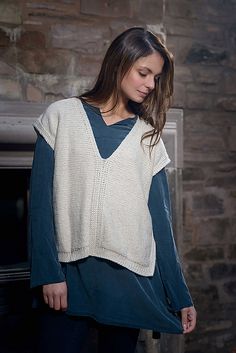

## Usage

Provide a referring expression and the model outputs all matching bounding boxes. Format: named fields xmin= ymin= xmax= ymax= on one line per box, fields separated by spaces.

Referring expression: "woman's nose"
xmin=145 ymin=76 xmax=155 ymax=91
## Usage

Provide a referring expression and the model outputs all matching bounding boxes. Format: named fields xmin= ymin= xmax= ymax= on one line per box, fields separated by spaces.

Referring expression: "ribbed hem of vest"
xmin=58 ymin=247 xmax=155 ymax=277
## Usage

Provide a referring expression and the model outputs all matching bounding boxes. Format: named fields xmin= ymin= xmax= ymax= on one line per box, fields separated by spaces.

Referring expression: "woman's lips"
xmin=137 ymin=90 xmax=148 ymax=97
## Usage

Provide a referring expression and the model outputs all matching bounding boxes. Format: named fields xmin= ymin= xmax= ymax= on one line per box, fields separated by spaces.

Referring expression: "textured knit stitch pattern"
xmin=33 ymin=98 xmax=171 ymax=276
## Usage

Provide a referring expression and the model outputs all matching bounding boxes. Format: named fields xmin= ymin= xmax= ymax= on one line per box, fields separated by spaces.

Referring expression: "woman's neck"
xmin=100 ymin=96 xmax=133 ymax=119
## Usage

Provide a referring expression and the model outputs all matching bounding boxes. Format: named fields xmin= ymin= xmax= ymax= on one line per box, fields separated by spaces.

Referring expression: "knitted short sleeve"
xmin=152 ymin=138 xmax=171 ymax=176
xmin=33 ymin=101 xmax=59 ymax=150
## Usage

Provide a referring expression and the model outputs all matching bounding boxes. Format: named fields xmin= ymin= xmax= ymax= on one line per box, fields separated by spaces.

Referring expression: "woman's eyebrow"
xmin=139 ymin=66 xmax=152 ymax=72
xmin=139 ymin=66 xmax=162 ymax=76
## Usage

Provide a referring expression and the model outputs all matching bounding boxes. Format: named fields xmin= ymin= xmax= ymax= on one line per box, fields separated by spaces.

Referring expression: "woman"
xmin=29 ymin=27 xmax=197 ymax=353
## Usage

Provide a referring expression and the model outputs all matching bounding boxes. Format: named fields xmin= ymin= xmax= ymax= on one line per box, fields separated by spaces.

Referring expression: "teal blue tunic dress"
xmin=29 ymin=100 xmax=193 ymax=334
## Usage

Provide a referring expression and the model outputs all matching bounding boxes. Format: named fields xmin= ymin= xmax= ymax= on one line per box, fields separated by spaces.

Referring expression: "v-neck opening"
xmin=99 ymin=114 xmax=137 ymax=127
xmin=81 ymin=98 xmax=137 ymax=127
xmin=73 ymin=98 xmax=140 ymax=162
xmin=100 ymin=116 xmax=137 ymax=127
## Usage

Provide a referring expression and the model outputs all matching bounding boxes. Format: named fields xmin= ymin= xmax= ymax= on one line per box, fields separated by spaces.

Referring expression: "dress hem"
xmin=65 ymin=309 xmax=184 ymax=335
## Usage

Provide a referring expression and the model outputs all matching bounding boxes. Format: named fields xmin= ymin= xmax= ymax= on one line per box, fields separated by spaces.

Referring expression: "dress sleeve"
xmin=28 ymin=132 xmax=65 ymax=288
xmin=148 ymin=168 xmax=193 ymax=311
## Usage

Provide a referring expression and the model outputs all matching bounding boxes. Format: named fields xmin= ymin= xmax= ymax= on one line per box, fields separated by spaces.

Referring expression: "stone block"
xmin=229 ymin=22 xmax=236 ymax=48
xmin=59 ymin=0 xmax=77 ymax=3
xmin=209 ymin=263 xmax=236 ymax=280
xmin=165 ymin=18 xmax=194 ymax=37
xmin=184 ymin=132 xmax=226 ymax=164
xmin=80 ymin=0 xmax=132 ymax=18
xmin=227 ymin=192 xmax=236 ymax=219
xmin=196 ymin=218 xmax=230 ymax=245
xmin=109 ymin=21 xmax=137 ymax=40
xmin=132 ymin=0 xmax=163 ymax=22
xmin=67 ymin=77 xmax=94 ymax=97
xmin=203 ymin=320 xmax=232 ymax=332
xmin=228 ymin=244 xmax=236 ymax=259
xmin=216 ymin=97 xmax=236 ymax=111
xmin=229 ymin=127 xmax=236 ymax=152
xmin=185 ymin=44 xmax=227 ymax=64
xmin=184 ymin=110 xmax=232 ymax=129
xmin=183 ymin=168 xmax=204 ymax=181
xmin=223 ymin=71 xmax=236 ymax=94
xmin=185 ymin=263 xmax=203 ymax=282
xmin=189 ymin=284 xmax=219 ymax=302
xmin=44 ymin=93 xmax=65 ymax=104
xmin=26 ymin=84 xmax=43 ymax=102
xmin=17 ymin=48 xmax=80 ymax=75
xmin=186 ymin=124 xmax=234 ymax=161
xmin=0 ymin=61 xmax=16 ymax=76
xmin=215 ymin=332 xmax=236 ymax=350
xmin=207 ymin=302 xmax=236 ymax=320
xmin=184 ymin=150 xmax=227 ymax=164
xmin=0 ymin=47 xmax=18 ymax=68
xmin=216 ymin=162 xmax=236 ymax=174
xmin=168 ymin=22 xmax=226 ymax=51
xmin=24 ymin=1 xmax=80 ymax=21
xmin=186 ymin=92 xmax=213 ymax=110
xmin=29 ymin=74 xmax=60 ymax=94
xmin=41 ymin=76 xmax=93 ymax=98
xmin=0 ymin=78 xmax=22 ymax=100
xmin=223 ymin=281 xmax=236 ymax=297
xmin=166 ymin=36 xmax=193 ymax=65
xmin=192 ymin=193 xmax=224 ymax=216
xmin=0 ymin=1 xmax=21 ymax=25
xmin=205 ymin=176 xmax=236 ymax=188
xmin=202 ymin=23 xmax=228 ymax=48
xmin=186 ymin=81 xmax=218 ymax=94
xmin=227 ymin=52 xmax=236 ymax=70
xmin=208 ymin=0 xmax=236 ymax=23
xmin=166 ymin=0 xmax=235 ymax=24
xmin=173 ymin=82 xmax=185 ymax=107
xmin=17 ymin=31 xmax=46 ymax=49
xmin=50 ymin=23 xmax=110 ymax=55
xmin=165 ymin=1 xmax=198 ymax=20
xmin=183 ymin=182 xmax=204 ymax=192
xmin=0 ymin=28 xmax=10 ymax=47
xmin=174 ymin=65 xmax=193 ymax=83
xmin=166 ymin=0 xmax=234 ymax=23
xmin=191 ymin=65 xmax=223 ymax=85
xmin=184 ymin=247 xmax=224 ymax=261
xmin=75 ymin=54 xmax=101 ymax=77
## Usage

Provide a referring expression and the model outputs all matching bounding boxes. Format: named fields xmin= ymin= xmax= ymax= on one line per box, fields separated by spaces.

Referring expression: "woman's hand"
xmin=42 ymin=282 xmax=68 ymax=311
xmin=181 ymin=306 xmax=197 ymax=334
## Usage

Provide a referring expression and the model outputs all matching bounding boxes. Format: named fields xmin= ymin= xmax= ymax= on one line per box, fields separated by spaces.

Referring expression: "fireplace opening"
xmin=0 ymin=168 xmax=31 ymax=280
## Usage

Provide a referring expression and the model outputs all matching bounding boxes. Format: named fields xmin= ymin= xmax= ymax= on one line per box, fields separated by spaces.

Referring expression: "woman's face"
xmin=120 ymin=52 xmax=164 ymax=103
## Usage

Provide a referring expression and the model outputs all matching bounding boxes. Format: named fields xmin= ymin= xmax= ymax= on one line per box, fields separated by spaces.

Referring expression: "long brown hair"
xmin=79 ymin=27 xmax=174 ymax=149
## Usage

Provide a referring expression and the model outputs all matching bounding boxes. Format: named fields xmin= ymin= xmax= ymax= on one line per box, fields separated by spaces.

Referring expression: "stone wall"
xmin=164 ymin=1 xmax=236 ymax=352
xmin=0 ymin=0 xmax=163 ymax=102
xmin=0 ymin=1 xmax=235 ymax=353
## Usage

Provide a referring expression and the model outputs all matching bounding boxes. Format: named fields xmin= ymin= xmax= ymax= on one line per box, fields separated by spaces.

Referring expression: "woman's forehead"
xmin=134 ymin=53 xmax=164 ymax=74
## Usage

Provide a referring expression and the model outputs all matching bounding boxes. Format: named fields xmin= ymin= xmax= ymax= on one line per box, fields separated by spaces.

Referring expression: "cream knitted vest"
xmin=33 ymin=98 xmax=170 ymax=276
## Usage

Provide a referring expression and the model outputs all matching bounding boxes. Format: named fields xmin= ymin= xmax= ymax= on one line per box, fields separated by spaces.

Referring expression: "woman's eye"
xmin=139 ymin=72 xmax=147 ymax=77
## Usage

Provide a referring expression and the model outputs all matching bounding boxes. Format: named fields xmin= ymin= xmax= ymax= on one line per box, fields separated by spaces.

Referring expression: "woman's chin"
xmin=131 ymin=96 xmax=145 ymax=103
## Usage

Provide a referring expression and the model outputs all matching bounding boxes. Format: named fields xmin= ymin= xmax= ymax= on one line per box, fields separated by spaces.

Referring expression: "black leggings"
xmin=35 ymin=309 xmax=140 ymax=353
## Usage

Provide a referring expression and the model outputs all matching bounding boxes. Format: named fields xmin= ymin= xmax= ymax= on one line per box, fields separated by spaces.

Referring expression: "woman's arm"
xmin=148 ymin=168 xmax=196 ymax=332
xmin=28 ymin=133 xmax=67 ymax=310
